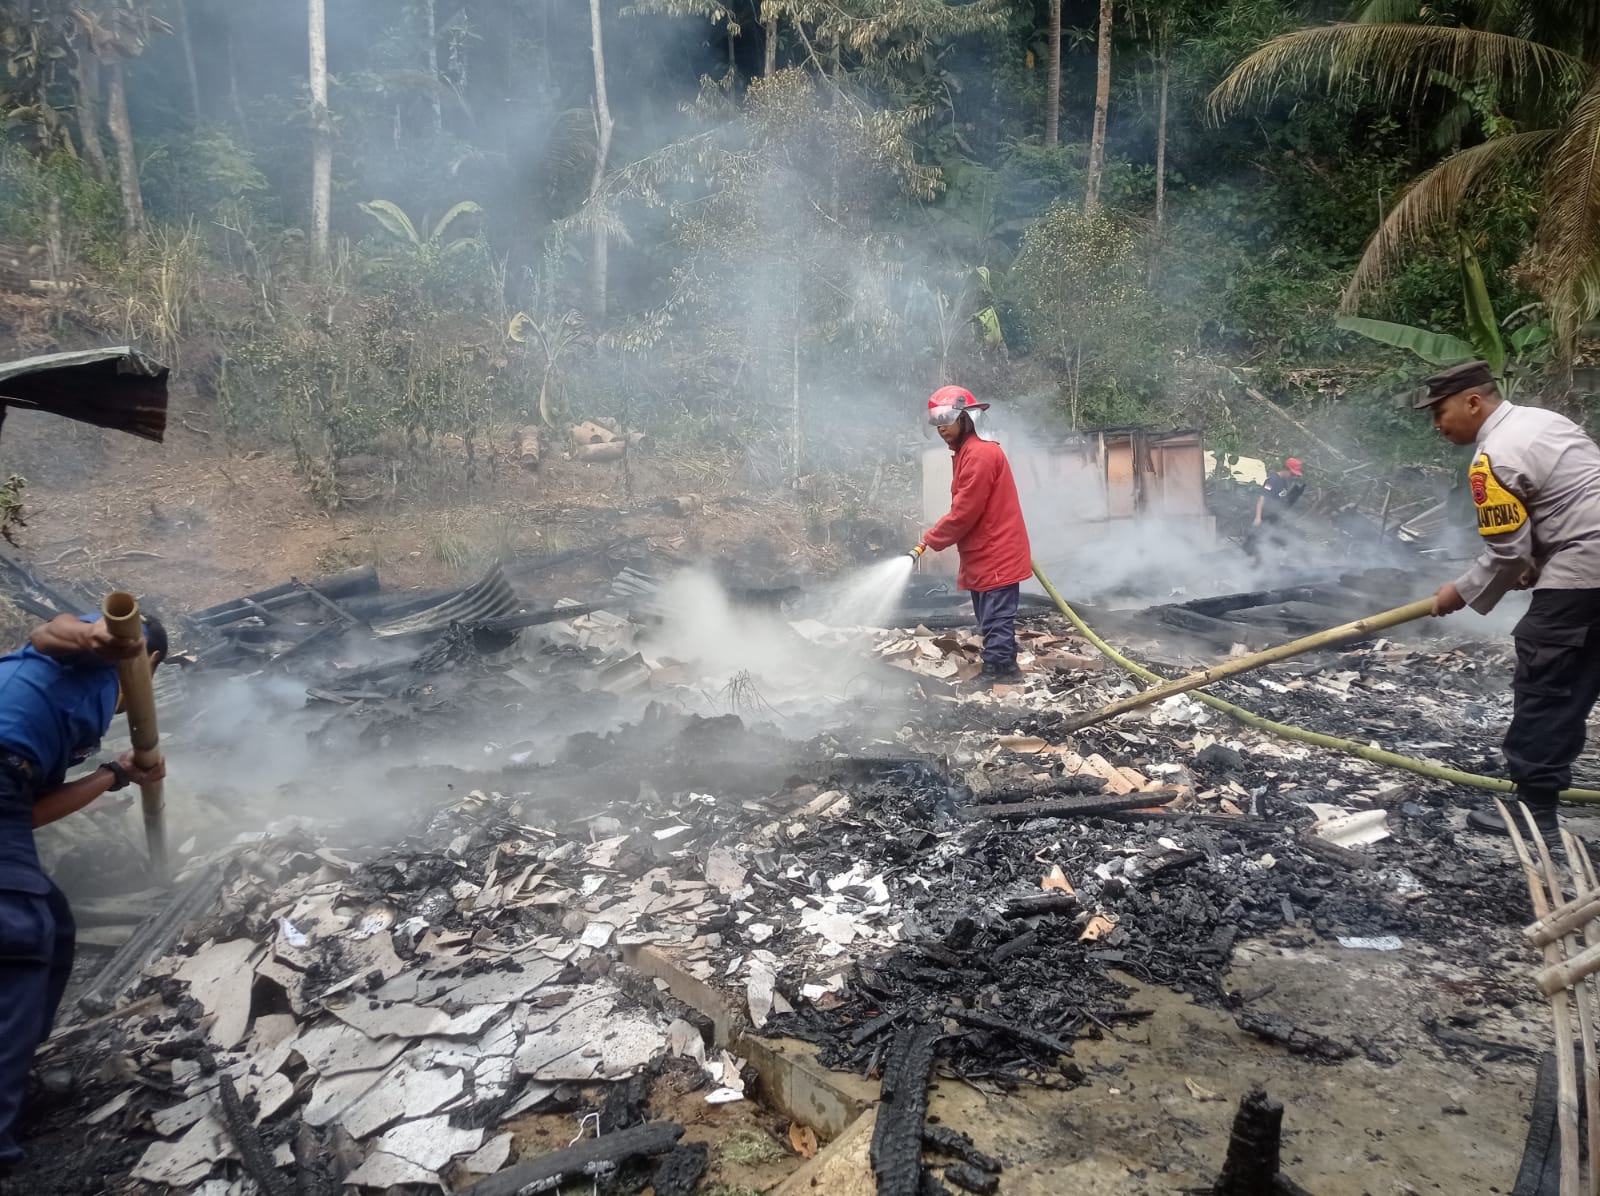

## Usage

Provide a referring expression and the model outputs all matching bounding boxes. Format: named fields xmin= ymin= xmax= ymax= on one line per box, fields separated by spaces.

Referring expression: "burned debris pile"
xmin=0 ymin=550 xmax=1563 ymax=1193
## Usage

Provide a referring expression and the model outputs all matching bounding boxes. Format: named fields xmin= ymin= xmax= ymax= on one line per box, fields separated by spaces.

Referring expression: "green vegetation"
xmin=718 ymin=1128 xmax=784 ymax=1166
xmin=0 ymin=0 xmax=1593 ymax=497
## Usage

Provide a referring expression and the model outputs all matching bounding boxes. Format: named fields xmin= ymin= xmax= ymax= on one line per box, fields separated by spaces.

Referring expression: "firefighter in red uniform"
xmin=913 ymin=386 xmax=1033 ymax=684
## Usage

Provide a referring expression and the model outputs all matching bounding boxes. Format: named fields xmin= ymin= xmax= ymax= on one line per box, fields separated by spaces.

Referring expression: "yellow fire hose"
xmin=102 ymin=591 xmax=168 ymax=876
xmin=1030 ymin=561 xmax=1600 ymax=806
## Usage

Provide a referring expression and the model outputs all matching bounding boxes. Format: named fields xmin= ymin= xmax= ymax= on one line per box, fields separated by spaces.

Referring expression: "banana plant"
xmin=1336 ymin=233 xmax=1550 ymax=393
xmin=358 ymin=199 xmax=482 ymax=265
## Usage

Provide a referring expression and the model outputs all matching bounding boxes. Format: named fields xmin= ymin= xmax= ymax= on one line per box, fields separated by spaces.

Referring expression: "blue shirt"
xmin=0 ymin=630 xmax=118 ymax=789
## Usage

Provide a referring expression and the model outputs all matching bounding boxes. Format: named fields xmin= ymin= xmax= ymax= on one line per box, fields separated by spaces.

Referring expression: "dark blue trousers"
xmin=971 ymin=583 xmax=1020 ymax=667
xmin=0 ymin=766 xmax=74 ymax=1165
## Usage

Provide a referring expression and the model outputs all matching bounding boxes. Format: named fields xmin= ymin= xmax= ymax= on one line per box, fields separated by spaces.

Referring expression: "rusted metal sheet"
xmin=0 ymin=347 xmax=168 ymax=443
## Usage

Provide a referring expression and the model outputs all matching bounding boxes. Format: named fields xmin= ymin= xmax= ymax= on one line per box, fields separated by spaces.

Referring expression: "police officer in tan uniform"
xmin=1420 ymin=361 xmax=1600 ymax=843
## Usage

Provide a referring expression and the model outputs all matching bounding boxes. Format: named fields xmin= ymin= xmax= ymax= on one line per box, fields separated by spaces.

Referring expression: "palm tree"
xmin=1210 ymin=2 xmax=1600 ymax=382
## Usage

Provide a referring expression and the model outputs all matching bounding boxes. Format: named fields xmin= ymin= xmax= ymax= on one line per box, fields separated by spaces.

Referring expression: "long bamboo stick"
xmin=101 ymin=591 xmax=166 ymax=878
xmin=1500 ymin=798 xmax=1582 ymax=1195
xmin=1560 ymin=830 xmax=1600 ymax=1196
xmin=1060 ymin=598 xmax=1436 ymax=732
xmin=1030 ymin=562 xmax=1600 ymax=803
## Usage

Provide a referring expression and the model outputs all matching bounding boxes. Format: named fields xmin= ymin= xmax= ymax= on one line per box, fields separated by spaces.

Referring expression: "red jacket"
xmin=924 ymin=435 xmax=1033 ymax=592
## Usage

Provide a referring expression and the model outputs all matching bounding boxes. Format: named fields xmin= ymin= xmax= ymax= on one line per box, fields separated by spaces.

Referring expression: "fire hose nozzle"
xmin=908 ymin=544 xmax=927 ymax=560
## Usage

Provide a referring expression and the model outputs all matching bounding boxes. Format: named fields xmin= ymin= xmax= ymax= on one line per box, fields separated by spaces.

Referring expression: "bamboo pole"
xmin=101 ymin=591 xmax=166 ymax=877
xmin=1500 ymin=799 xmax=1582 ymax=1195
xmin=1529 ymin=891 xmax=1600 ymax=948
xmin=1563 ymin=832 xmax=1600 ymax=1196
xmin=1030 ymin=562 xmax=1600 ymax=804
xmin=1061 ymin=599 xmax=1436 ymax=733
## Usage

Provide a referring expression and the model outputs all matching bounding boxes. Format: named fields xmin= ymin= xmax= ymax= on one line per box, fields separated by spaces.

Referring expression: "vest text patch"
xmin=1470 ymin=453 xmax=1528 ymax=536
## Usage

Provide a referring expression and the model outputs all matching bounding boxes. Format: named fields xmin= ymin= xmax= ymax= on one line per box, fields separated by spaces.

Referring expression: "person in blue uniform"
xmin=0 ymin=613 xmax=166 ymax=1167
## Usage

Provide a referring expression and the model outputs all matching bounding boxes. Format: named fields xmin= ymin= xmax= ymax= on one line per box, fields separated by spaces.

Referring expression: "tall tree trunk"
xmin=425 ymin=0 xmax=442 ymax=136
xmin=763 ymin=9 xmax=777 ymax=76
xmin=176 ymin=0 xmax=202 ymax=120
xmin=105 ymin=61 xmax=144 ymax=242
xmin=1044 ymin=0 xmax=1061 ymax=146
xmin=309 ymin=0 xmax=332 ymax=271
xmin=1084 ymin=0 xmax=1114 ymax=213
xmin=475 ymin=0 xmax=513 ymax=147
xmin=71 ymin=55 xmax=110 ymax=182
xmin=1150 ymin=22 xmax=1169 ymax=281
xmin=587 ymin=0 xmax=614 ymax=323
xmin=225 ymin=22 xmax=248 ymax=130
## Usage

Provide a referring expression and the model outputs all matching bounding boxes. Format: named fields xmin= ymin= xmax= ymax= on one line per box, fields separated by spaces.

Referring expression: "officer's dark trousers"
xmin=971 ymin=583 xmax=1020 ymax=667
xmin=1503 ymin=589 xmax=1600 ymax=800
xmin=0 ymin=768 xmax=74 ymax=1166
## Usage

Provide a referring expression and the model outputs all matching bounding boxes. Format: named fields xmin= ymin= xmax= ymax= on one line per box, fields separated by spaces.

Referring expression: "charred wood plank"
xmin=1423 ymin=1017 xmax=1541 ymax=1062
xmin=1144 ymin=849 xmax=1206 ymax=878
xmin=991 ymin=929 xmax=1038 ymax=965
xmin=456 ymin=1122 xmax=685 ymax=1196
xmin=218 ymin=1074 xmax=294 ymax=1196
xmin=959 ymin=790 xmax=1179 ymax=823
xmin=973 ymin=775 xmax=1105 ymax=805
xmin=1001 ymin=893 xmax=1078 ymax=920
xmin=850 ymin=1012 xmax=898 ymax=1047
xmin=1235 ymin=1010 xmax=1354 ymax=1063
xmin=870 ymin=1024 xmax=940 ymax=1196
xmin=944 ymin=1008 xmax=1076 ymax=1062
xmin=1176 ymin=586 xmax=1317 ymax=618
xmin=1512 ymin=1052 xmax=1562 ymax=1196
xmin=1216 ymin=1084 xmax=1283 ymax=1196
xmin=922 ymin=1126 xmax=1002 ymax=1174
xmin=1294 ymin=833 xmax=1376 ymax=872
xmin=944 ymin=1163 xmax=1000 ymax=1194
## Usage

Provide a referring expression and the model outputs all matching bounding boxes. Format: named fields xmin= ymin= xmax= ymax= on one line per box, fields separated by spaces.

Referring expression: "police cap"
xmin=1412 ymin=360 xmax=1496 ymax=409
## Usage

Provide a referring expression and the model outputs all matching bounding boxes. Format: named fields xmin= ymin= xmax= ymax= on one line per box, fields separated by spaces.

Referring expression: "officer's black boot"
xmin=1466 ymin=790 xmax=1562 ymax=845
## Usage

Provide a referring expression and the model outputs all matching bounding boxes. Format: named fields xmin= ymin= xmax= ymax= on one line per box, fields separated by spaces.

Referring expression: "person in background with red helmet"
xmin=1244 ymin=457 xmax=1305 ymax=561
xmin=911 ymin=386 xmax=1033 ymax=685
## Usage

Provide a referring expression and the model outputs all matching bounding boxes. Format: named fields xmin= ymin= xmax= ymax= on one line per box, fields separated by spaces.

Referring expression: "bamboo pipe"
xmin=1060 ymin=598 xmax=1437 ymax=732
xmin=1030 ymin=562 xmax=1600 ymax=803
xmin=101 ymin=591 xmax=166 ymax=878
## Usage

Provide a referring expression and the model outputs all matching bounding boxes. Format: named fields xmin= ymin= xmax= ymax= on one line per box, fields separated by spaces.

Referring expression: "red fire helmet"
xmin=927 ymin=385 xmax=990 ymax=427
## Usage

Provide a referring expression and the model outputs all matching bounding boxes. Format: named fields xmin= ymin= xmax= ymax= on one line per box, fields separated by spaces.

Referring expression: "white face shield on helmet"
xmin=928 ymin=404 xmax=989 ymax=440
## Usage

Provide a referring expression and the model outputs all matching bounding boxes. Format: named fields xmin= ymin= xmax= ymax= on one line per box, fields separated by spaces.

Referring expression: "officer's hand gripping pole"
xmin=102 ymin=591 xmax=167 ymax=878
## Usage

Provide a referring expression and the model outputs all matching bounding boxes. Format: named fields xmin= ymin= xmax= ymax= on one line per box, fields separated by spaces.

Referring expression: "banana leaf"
xmin=1334 ymin=316 xmax=1475 ymax=366
xmin=359 ymin=200 xmax=422 ymax=246
xmin=1457 ymin=233 xmax=1507 ymax=377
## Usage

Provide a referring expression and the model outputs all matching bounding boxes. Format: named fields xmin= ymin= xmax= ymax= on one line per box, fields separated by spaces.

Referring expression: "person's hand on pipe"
xmin=1431 ymin=582 xmax=1465 ymax=616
